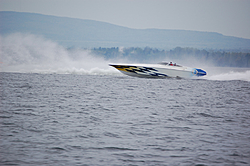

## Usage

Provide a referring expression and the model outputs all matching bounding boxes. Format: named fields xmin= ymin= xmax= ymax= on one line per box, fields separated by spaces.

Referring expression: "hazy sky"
xmin=1 ymin=0 xmax=250 ymax=39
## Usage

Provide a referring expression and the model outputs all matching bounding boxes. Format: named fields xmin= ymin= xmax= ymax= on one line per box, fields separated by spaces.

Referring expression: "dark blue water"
xmin=1 ymin=72 xmax=250 ymax=166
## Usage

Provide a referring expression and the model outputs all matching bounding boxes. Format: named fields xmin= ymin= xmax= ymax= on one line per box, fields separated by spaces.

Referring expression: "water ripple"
xmin=1 ymin=73 xmax=250 ymax=165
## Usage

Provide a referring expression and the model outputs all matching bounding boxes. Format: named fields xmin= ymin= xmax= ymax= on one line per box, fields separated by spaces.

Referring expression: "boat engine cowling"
xmin=193 ymin=69 xmax=207 ymax=76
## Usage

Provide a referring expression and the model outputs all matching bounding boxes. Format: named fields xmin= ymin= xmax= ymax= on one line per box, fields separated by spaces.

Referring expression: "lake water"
xmin=1 ymin=72 xmax=250 ymax=166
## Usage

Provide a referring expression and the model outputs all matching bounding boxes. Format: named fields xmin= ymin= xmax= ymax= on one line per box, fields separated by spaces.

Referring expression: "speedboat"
xmin=109 ymin=62 xmax=207 ymax=78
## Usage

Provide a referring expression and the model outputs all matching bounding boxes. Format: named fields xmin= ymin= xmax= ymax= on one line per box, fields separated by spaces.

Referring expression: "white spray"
xmin=0 ymin=33 xmax=119 ymax=75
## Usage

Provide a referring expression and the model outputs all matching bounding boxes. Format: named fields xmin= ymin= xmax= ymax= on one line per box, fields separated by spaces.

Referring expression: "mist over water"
xmin=0 ymin=33 xmax=118 ymax=75
xmin=0 ymin=33 xmax=250 ymax=81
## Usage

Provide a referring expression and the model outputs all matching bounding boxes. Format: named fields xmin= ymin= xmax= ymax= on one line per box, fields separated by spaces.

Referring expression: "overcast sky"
xmin=1 ymin=0 xmax=250 ymax=39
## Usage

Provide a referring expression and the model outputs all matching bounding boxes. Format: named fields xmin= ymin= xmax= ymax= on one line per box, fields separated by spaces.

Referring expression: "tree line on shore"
xmin=91 ymin=47 xmax=250 ymax=67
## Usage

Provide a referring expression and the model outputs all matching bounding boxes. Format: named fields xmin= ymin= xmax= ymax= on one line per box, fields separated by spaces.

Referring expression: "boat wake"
xmin=204 ymin=70 xmax=250 ymax=82
xmin=0 ymin=33 xmax=119 ymax=75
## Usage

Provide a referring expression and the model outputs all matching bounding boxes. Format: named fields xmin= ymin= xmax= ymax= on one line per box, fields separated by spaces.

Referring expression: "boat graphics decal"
xmin=111 ymin=65 xmax=168 ymax=77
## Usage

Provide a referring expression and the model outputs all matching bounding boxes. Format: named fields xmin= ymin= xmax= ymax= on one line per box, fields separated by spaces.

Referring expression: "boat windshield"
xmin=158 ymin=62 xmax=169 ymax=65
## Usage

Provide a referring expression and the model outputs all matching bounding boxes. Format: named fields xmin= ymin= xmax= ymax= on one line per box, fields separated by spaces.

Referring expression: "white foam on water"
xmin=0 ymin=33 xmax=121 ymax=75
xmin=204 ymin=70 xmax=250 ymax=82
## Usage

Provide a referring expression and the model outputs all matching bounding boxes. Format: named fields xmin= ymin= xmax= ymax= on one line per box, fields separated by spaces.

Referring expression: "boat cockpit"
xmin=158 ymin=62 xmax=182 ymax=67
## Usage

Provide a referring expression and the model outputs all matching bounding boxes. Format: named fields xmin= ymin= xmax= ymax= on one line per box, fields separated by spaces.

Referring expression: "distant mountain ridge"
xmin=1 ymin=11 xmax=250 ymax=49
